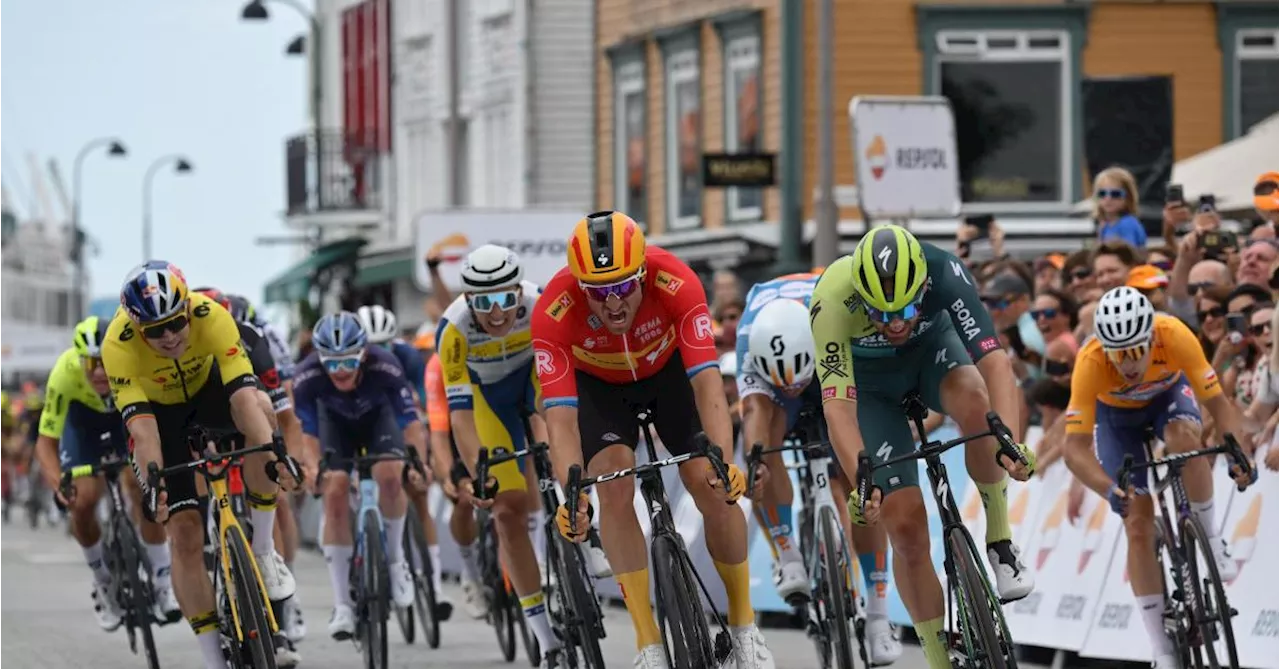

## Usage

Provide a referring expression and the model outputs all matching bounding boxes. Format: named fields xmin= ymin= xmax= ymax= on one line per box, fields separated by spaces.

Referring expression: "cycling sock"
xmin=189 ymin=611 xmax=225 ymax=669
xmin=976 ymin=478 xmax=1013 ymax=544
xmin=758 ymin=503 xmax=802 ymax=564
xmin=457 ymin=541 xmax=480 ymax=582
xmin=1137 ymin=593 xmax=1174 ymax=654
xmin=857 ymin=552 xmax=889 ymax=619
xmin=82 ymin=538 xmax=112 ymax=584
xmin=1190 ymin=499 xmax=1218 ymax=537
xmin=519 ymin=591 xmax=561 ymax=650
xmin=322 ymin=544 xmax=354 ymax=607
xmin=428 ymin=544 xmax=444 ymax=593
xmin=616 ymin=569 xmax=661 ymax=648
xmin=914 ymin=616 xmax=951 ymax=669
xmin=528 ymin=510 xmax=546 ymax=568
xmin=712 ymin=559 xmax=755 ymax=627
xmin=383 ymin=515 xmax=407 ymax=561
xmin=247 ymin=491 xmax=278 ymax=555
xmin=145 ymin=541 xmax=172 ymax=588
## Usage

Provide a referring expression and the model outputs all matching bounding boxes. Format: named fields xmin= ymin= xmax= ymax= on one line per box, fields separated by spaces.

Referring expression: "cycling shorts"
xmin=464 ymin=362 xmax=538 ymax=495
xmin=1095 ymin=375 xmax=1201 ymax=513
xmin=57 ymin=402 xmax=128 ymax=469
xmin=576 ymin=352 xmax=704 ymax=467
xmin=318 ymin=403 xmax=407 ymax=471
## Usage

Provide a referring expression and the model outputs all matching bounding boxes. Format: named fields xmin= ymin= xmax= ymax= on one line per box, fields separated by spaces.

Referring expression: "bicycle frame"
xmin=352 ymin=452 xmax=386 ymax=577
xmin=208 ymin=462 xmax=280 ymax=639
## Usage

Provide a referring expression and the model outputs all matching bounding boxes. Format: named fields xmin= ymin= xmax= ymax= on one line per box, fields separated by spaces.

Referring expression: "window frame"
xmin=933 ymin=28 xmax=1073 ymax=213
xmin=664 ymin=46 xmax=702 ymax=231
xmin=613 ymin=59 xmax=647 ymax=228
xmin=723 ymin=31 xmax=763 ymax=223
xmin=1233 ymin=27 xmax=1279 ymax=137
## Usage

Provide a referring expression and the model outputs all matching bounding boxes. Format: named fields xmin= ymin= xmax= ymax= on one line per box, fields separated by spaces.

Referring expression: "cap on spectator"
xmin=980 ymin=272 xmax=1031 ymax=300
xmin=1034 ymin=253 xmax=1066 ymax=272
xmin=1127 ymin=264 xmax=1169 ymax=290
xmin=1255 ymin=171 xmax=1279 ymax=212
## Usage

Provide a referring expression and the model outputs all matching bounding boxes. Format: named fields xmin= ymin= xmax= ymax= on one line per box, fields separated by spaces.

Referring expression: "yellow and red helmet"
xmin=567 ymin=211 xmax=646 ymax=284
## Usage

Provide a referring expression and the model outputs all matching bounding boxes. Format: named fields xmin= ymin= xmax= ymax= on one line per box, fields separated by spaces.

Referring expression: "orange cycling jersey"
xmin=531 ymin=247 xmax=720 ymax=409
xmin=1065 ymin=314 xmax=1222 ymax=435
xmin=424 ymin=354 xmax=449 ymax=432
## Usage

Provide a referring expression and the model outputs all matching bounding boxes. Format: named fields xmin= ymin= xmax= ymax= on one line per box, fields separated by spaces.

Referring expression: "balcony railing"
xmin=285 ymin=130 xmax=385 ymax=216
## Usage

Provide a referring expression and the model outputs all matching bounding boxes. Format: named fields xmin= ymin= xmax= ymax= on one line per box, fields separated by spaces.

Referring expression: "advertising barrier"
xmin=412 ymin=209 xmax=584 ymax=291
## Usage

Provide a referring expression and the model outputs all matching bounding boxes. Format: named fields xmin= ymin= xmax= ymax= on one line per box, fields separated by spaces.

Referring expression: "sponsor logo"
xmin=633 ymin=316 xmax=664 ymax=343
xmin=193 ymin=303 xmax=211 ymax=318
xmin=260 ymin=367 xmax=281 ymax=390
xmin=978 ymin=336 xmax=999 ymax=352
xmin=822 ymin=387 xmax=836 ymax=399
xmin=226 ymin=346 xmax=240 ymax=358
xmin=1181 ymin=384 xmax=1195 ymax=400
xmin=535 ymin=349 xmax=557 ymax=377
xmin=949 ymin=298 xmax=981 ymax=341
xmin=601 ymin=432 xmax=623 ymax=443
xmin=587 ymin=314 xmax=604 ymax=330
xmin=693 ymin=313 xmax=714 ymax=341
xmin=949 ymin=260 xmax=972 ymax=286
xmin=545 ymin=292 xmax=573 ymax=322
xmin=654 ymin=270 xmax=684 ymax=295
xmin=846 ymin=386 xmax=857 ymax=400
xmin=809 ymin=302 xmax=822 ymax=326
xmin=865 ymin=134 xmax=888 ymax=180
xmin=119 ymin=325 xmax=135 ymax=342
xmin=819 ymin=341 xmax=848 ymax=381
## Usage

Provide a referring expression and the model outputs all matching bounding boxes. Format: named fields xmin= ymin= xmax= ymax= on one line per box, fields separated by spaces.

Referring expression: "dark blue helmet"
xmin=120 ymin=260 xmax=190 ymax=324
xmin=312 ymin=311 xmax=367 ymax=356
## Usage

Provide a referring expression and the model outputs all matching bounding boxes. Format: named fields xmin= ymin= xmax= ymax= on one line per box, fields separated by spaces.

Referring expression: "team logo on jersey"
xmin=193 ymin=303 xmax=211 ymax=318
xmin=545 ymin=292 xmax=573 ymax=322
xmin=822 ymin=387 xmax=836 ymax=400
xmin=655 ymin=270 xmax=684 ymax=296
xmin=979 ymin=337 xmax=999 ymax=352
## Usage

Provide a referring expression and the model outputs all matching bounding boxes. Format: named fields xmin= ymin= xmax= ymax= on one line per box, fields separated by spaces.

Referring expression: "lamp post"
xmin=71 ymin=137 xmax=128 ymax=316
xmin=142 ymin=156 xmax=194 ymax=262
xmin=241 ymin=0 xmax=323 ymax=142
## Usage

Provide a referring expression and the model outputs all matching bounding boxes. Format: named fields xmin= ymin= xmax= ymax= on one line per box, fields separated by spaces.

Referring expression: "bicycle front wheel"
xmin=225 ymin=528 xmax=277 ymax=669
xmin=946 ymin=527 xmax=1011 ymax=669
xmin=818 ymin=507 xmax=856 ymax=669
xmin=405 ymin=505 xmax=441 ymax=649
xmin=653 ymin=534 xmax=715 ymax=669
xmin=362 ymin=509 xmax=389 ymax=669
xmin=556 ymin=538 xmax=606 ymax=668
xmin=1180 ymin=515 xmax=1239 ymax=668
xmin=482 ymin=518 xmax=518 ymax=662
xmin=118 ymin=522 xmax=161 ymax=669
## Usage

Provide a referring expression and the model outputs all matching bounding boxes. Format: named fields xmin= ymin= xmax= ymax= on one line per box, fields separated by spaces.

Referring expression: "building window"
xmin=1235 ymin=29 xmax=1278 ymax=137
xmin=935 ymin=30 xmax=1071 ymax=210
xmin=724 ymin=33 xmax=762 ymax=222
xmin=613 ymin=60 xmax=647 ymax=226
xmin=665 ymin=48 xmax=702 ymax=230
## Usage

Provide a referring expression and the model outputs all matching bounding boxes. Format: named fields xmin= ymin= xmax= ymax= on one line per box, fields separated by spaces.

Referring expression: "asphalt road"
xmin=2 ymin=520 xmax=984 ymax=668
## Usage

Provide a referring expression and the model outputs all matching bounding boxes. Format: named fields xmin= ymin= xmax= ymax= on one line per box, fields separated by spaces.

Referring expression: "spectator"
xmin=1032 ymin=254 xmax=1065 ymax=293
xmin=1238 ymin=238 xmax=1278 ymax=288
xmin=1168 ymin=258 xmax=1231 ymax=326
xmin=1215 ymin=284 xmax=1273 ymax=392
xmin=1091 ymin=166 xmax=1148 ymax=247
xmin=981 ymin=272 xmax=1043 ymax=378
xmin=1127 ymin=264 xmax=1170 ymax=312
xmin=1146 ymin=246 xmax=1177 ymax=272
xmin=713 ymin=297 xmax=745 ymax=354
xmin=1247 ymin=304 xmax=1276 ymax=402
xmin=1195 ymin=285 xmax=1232 ymax=360
xmin=1031 ymin=289 xmax=1079 ymax=362
xmin=1061 ymin=249 xmax=1101 ymax=308
xmin=1254 ymin=171 xmax=1279 ymax=226
xmin=712 ymin=269 xmax=743 ymax=308
xmin=1091 ymin=240 xmax=1142 ymax=293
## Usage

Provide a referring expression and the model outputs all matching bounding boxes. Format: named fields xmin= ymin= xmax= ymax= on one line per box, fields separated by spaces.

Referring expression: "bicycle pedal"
xmin=785 ymin=592 xmax=811 ymax=608
xmin=713 ymin=630 xmax=733 ymax=663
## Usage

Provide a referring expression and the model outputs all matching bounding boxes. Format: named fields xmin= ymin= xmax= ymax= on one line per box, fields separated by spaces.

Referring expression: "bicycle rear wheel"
xmin=118 ymin=521 xmax=161 ymax=669
xmin=555 ymin=536 xmax=606 ymax=669
xmin=946 ymin=527 xmax=1011 ymax=669
xmin=1180 ymin=515 xmax=1239 ymax=669
xmin=482 ymin=518 xmax=518 ymax=662
xmin=819 ymin=508 xmax=856 ymax=669
xmin=361 ymin=509 xmax=389 ymax=669
xmin=405 ymin=505 xmax=442 ymax=649
xmin=225 ymin=528 xmax=277 ymax=669
xmin=653 ymin=534 xmax=715 ymax=669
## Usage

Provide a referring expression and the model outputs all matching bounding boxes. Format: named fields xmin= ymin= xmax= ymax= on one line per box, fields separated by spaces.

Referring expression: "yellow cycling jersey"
xmin=437 ymin=280 xmax=542 ymax=411
xmin=102 ymin=293 xmax=257 ymax=421
xmin=39 ymin=348 xmax=112 ymax=439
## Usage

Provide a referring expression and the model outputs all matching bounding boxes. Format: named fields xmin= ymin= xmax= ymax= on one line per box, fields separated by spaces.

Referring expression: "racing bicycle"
xmin=394 ymin=486 xmax=448 ymax=649
xmin=854 ymin=393 xmax=1025 ymax=669
xmin=474 ymin=413 xmax=607 ymax=668
xmin=1117 ymin=431 xmax=1254 ymax=669
xmin=565 ymin=406 xmax=735 ymax=669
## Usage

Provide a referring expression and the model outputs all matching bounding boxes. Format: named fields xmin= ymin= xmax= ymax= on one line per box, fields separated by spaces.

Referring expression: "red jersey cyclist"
xmin=532 ymin=211 xmax=775 ymax=669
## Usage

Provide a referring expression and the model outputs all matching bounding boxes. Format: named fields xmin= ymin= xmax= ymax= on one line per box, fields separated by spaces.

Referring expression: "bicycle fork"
xmin=808 ymin=455 xmax=871 ymax=668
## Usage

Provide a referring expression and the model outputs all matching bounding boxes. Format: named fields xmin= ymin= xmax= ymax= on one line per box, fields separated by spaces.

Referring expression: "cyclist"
xmin=534 ymin=211 xmax=775 ymax=669
xmin=355 ymin=303 xmax=453 ymax=619
xmin=293 ymin=311 xmax=429 ymax=641
xmin=809 ymin=225 xmax=1036 ymax=669
xmin=437 ymin=244 xmax=565 ymax=660
xmin=34 ymin=316 xmax=181 ymax=629
xmin=737 ymin=280 xmax=902 ymax=665
xmin=104 ymin=261 xmax=301 ymax=669
xmin=1062 ymin=287 xmax=1255 ymax=669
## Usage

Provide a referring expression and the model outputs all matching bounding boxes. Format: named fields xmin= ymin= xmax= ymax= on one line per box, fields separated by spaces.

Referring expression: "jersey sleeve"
xmin=809 ymin=258 xmax=860 ymax=403
xmin=1064 ymin=346 xmax=1107 ymax=435
xmin=657 ymin=260 xmax=719 ymax=377
xmin=38 ymin=354 xmax=74 ymax=439
xmin=291 ymin=360 xmax=323 ymax=437
xmin=373 ymin=360 xmax=421 ymax=429
xmin=199 ymin=300 xmax=258 ymax=394
xmin=261 ymin=323 xmax=297 ymax=380
xmin=398 ymin=344 xmax=427 ymax=408
xmin=1162 ymin=316 xmax=1223 ymax=401
xmin=436 ymin=318 xmax=474 ymax=411
xmin=103 ymin=318 xmax=150 ymax=424
xmin=241 ymin=324 xmax=289 ymax=413
xmin=531 ymin=287 xmax=579 ymax=409
xmin=926 ymin=245 xmax=1002 ymax=362
xmin=425 ymin=355 xmax=451 ymax=431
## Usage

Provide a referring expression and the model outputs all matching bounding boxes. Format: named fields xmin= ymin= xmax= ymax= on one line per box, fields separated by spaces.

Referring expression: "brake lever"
xmin=1222 ymin=433 xmax=1254 ymax=492
xmin=986 ymin=411 xmax=1027 ymax=467
xmin=59 ymin=471 xmax=76 ymax=503
xmin=855 ymin=452 xmax=874 ymax=522
xmin=566 ymin=465 xmax=583 ymax=535
xmin=745 ymin=443 xmax=764 ymax=498
xmin=1116 ymin=454 xmax=1134 ymax=515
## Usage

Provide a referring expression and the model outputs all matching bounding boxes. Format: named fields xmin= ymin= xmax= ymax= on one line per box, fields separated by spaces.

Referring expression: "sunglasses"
xmin=1254 ymin=181 xmax=1278 ymax=196
xmin=1188 ymin=281 xmax=1212 ymax=296
xmin=321 ymin=355 xmax=363 ymax=374
xmin=81 ymin=356 xmax=103 ymax=373
xmin=982 ymin=296 xmax=1011 ymax=311
xmin=1096 ymin=188 xmax=1126 ymax=200
xmin=1197 ymin=305 xmax=1226 ymax=321
xmin=1030 ymin=308 xmax=1059 ymax=320
xmin=467 ymin=288 xmax=520 ymax=312
xmin=580 ymin=274 xmax=644 ymax=303
xmin=1151 ymin=260 xmax=1173 ymax=272
xmin=142 ymin=313 xmax=190 ymax=339
xmin=1069 ymin=268 xmax=1092 ymax=282
xmin=1249 ymin=322 xmax=1272 ymax=337
xmin=1104 ymin=342 xmax=1151 ymax=365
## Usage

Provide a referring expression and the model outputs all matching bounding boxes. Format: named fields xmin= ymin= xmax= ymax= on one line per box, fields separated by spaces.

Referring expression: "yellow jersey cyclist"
xmin=34 ymin=316 xmax=181 ymax=629
xmin=736 ymin=282 xmax=902 ymax=664
xmin=104 ymin=261 xmax=301 ymax=669
xmin=1062 ymin=287 xmax=1256 ymax=669
xmin=440 ymin=244 xmax=566 ymax=661
xmin=810 ymin=224 xmax=1036 ymax=669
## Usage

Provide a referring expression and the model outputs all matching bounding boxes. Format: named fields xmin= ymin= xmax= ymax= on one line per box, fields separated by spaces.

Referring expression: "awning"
xmin=354 ymin=249 xmax=414 ymax=288
xmin=262 ymin=238 xmax=367 ymax=304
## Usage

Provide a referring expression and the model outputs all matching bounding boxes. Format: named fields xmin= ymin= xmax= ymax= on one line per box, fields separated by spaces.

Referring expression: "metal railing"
xmin=285 ymin=129 xmax=384 ymax=215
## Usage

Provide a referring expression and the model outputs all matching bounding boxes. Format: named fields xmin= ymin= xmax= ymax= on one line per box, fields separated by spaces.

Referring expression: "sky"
xmin=1 ymin=0 xmax=312 ymax=304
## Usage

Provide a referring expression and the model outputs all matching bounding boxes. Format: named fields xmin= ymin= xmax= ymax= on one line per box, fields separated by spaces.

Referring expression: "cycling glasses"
xmin=321 ymin=355 xmax=363 ymax=374
xmin=467 ymin=288 xmax=520 ymax=312
xmin=1103 ymin=342 xmax=1151 ymax=365
xmin=1068 ymin=268 xmax=1092 ymax=282
xmin=81 ymin=356 xmax=103 ymax=373
xmin=866 ymin=293 xmax=927 ymax=324
xmin=142 ymin=311 xmax=190 ymax=339
xmin=579 ymin=273 xmax=644 ymax=303
xmin=1096 ymin=188 xmax=1126 ymax=200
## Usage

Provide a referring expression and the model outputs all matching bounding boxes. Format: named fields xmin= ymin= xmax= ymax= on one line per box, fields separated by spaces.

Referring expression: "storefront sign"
xmin=702 ymin=153 xmax=776 ymax=188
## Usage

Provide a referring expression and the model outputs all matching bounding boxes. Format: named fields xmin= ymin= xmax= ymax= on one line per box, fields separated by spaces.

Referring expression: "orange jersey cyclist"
xmin=1062 ymin=287 xmax=1256 ymax=669
xmin=531 ymin=210 xmax=776 ymax=669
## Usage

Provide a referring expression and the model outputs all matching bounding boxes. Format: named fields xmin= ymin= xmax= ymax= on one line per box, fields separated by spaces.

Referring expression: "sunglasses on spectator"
xmin=579 ymin=272 xmax=644 ymax=302
xmin=1188 ymin=281 xmax=1212 ymax=296
xmin=1249 ymin=322 xmax=1272 ymax=337
xmin=1095 ymin=188 xmax=1126 ymax=200
xmin=1151 ymin=260 xmax=1173 ymax=271
xmin=1197 ymin=306 xmax=1226 ymax=320
xmin=1030 ymin=308 xmax=1059 ymax=320
xmin=321 ymin=355 xmax=363 ymax=374
xmin=142 ymin=311 xmax=190 ymax=339
xmin=467 ymin=288 xmax=521 ymax=312
xmin=1068 ymin=268 xmax=1091 ymax=282
xmin=981 ymin=296 xmax=1012 ymax=310
xmin=1254 ymin=181 xmax=1278 ymax=197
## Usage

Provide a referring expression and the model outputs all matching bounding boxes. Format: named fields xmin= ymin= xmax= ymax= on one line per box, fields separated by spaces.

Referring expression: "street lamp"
xmin=142 ymin=156 xmax=194 ymax=262
xmin=71 ymin=137 xmax=128 ymax=316
xmin=240 ymin=0 xmax=323 ymax=140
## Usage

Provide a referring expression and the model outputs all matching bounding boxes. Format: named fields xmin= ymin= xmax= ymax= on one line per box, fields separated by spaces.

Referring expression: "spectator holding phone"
xmin=1217 ymin=284 xmax=1274 ymax=401
xmin=1195 ymin=285 xmax=1232 ymax=361
xmin=1091 ymin=166 xmax=1147 ymax=247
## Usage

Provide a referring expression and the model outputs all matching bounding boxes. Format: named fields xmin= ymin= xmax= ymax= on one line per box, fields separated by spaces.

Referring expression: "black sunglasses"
xmin=1249 ymin=322 xmax=1272 ymax=337
xmin=142 ymin=314 xmax=190 ymax=339
xmin=1030 ymin=308 xmax=1060 ymax=320
xmin=1069 ymin=268 xmax=1092 ymax=281
xmin=1188 ymin=281 xmax=1213 ymax=296
xmin=1196 ymin=306 xmax=1226 ymax=321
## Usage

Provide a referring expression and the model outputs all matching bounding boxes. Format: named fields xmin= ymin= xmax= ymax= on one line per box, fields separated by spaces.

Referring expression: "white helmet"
xmin=461 ymin=244 xmax=524 ymax=292
xmin=1094 ymin=286 xmax=1155 ymax=349
xmin=356 ymin=304 xmax=398 ymax=344
xmin=747 ymin=298 xmax=816 ymax=388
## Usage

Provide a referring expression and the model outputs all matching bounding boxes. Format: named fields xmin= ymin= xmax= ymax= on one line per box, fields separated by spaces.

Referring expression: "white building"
xmin=1 ymin=205 xmax=81 ymax=377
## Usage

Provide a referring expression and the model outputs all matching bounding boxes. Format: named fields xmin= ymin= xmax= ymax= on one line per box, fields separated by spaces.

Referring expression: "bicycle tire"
xmin=556 ymin=539 xmax=606 ymax=668
xmin=362 ymin=508 xmax=389 ymax=669
xmin=517 ymin=585 xmax=540 ymax=667
xmin=947 ymin=527 xmax=1010 ymax=669
xmin=653 ymin=534 xmax=715 ymax=669
xmin=819 ymin=507 xmax=856 ymax=669
xmin=394 ymin=596 xmax=415 ymax=644
xmin=1180 ymin=515 xmax=1240 ymax=669
xmin=115 ymin=518 xmax=161 ymax=669
xmin=225 ymin=527 xmax=277 ymax=669
xmin=405 ymin=505 xmax=441 ymax=649
xmin=482 ymin=517 xmax=518 ymax=662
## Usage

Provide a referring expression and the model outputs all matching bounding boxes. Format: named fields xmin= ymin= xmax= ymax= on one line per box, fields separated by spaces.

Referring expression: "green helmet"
xmin=849 ymin=224 xmax=928 ymax=313
xmin=74 ymin=316 xmax=109 ymax=359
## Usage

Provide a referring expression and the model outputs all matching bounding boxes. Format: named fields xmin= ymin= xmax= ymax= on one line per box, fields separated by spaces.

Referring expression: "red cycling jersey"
xmin=532 ymin=247 xmax=720 ymax=409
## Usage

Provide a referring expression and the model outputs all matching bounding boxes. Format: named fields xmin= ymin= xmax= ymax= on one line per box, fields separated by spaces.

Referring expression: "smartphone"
xmin=1199 ymin=230 xmax=1238 ymax=256
xmin=1166 ymin=183 xmax=1185 ymax=205
xmin=1043 ymin=358 xmax=1071 ymax=376
xmin=1198 ymin=194 xmax=1217 ymax=213
xmin=1226 ymin=313 xmax=1247 ymax=334
xmin=965 ymin=214 xmax=993 ymax=239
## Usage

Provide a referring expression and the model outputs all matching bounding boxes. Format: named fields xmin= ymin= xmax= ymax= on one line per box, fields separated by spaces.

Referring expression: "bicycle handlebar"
xmin=59 ymin=457 xmax=131 ymax=502
xmin=312 ymin=448 xmax=427 ymax=499
xmin=744 ymin=440 xmax=832 ymax=498
xmin=473 ymin=443 xmax=548 ymax=501
xmin=1117 ymin=433 xmax=1253 ymax=494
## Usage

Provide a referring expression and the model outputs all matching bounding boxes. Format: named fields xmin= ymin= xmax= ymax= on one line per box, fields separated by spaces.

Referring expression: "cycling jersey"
xmin=236 ymin=321 xmax=290 ymax=413
xmin=291 ymin=346 xmax=420 ymax=438
xmin=1065 ymin=314 xmax=1222 ymax=436
xmin=735 ymin=272 xmax=820 ymax=406
xmin=248 ymin=316 xmax=297 ymax=381
xmin=382 ymin=340 xmax=426 ymax=408
xmin=532 ymin=247 xmax=719 ymax=408
xmin=39 ymin=348 xmax=128 ymax=468
xmin=103 ymin=293 xmax=259 ymax=423
xmin=436 ymin=280 xmax=541 ymax=410
xmin=39 ymin=348 xmax=113 ymax=439
xmin=424 ymin=355 xmax=449 ymax=432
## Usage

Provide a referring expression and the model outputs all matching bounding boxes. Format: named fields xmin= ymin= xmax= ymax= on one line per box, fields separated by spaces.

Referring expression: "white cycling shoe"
xmin=773 ymin=561 xmax=809 ymax=603
xmin=1208 ymin=536 xmax=1238 ymax=581
xmin=585 ymin=544 xmax=613 ymax=579
xmin=634 ymin=644 xmax=666 ymax=668
xmin=328 ymin=604 xmax=356 ymax=641
xmin=282 ymin=595 xmax=307 ymax=643
xmin=461 ymin=579 xmax=489 ymax=619
xmin=729 ymin=625 xmax=776 ymax=669
xmin=865 ymin=617 xmax=903 ymax=666
xmin=152 ymin=583 xmax=182 ymax=623
xmin=986 ymin=540 xmax=1034 ymax=602
xmin=1153 ymin=653 xmax=1178 ymax=669
xmin=273 ymin=633 xmax=301 ymax=668
xmin=92 ymin=582 xmax=123 ymax=631
xmin=389 ymin=559 xmax=416 ymax=608
xmin=254 ymin=550 xmax=297 ymax=601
